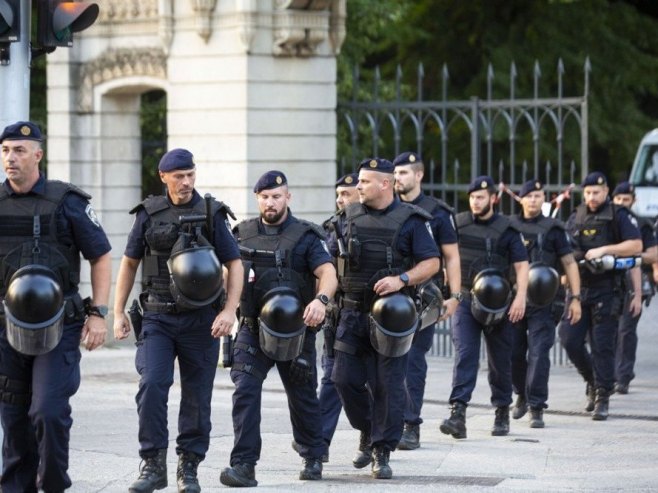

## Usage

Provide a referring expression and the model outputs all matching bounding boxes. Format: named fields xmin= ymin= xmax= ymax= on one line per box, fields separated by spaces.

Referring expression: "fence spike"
xmin=487 ymin=63 xmax=494 ymax=100
xmin=510 ymin=61 xmax=517 ymax=99
xmin=418 ymin=62 xmax=425 ymax=102
xmin=584 ymin=56 xmax=591 ymax=97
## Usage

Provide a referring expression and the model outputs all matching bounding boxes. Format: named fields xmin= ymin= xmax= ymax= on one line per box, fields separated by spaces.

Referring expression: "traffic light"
xmin=36 ymin=0 xmax=99 ymax=50
xmin=0 ymin=0 xmax=20 ymax=43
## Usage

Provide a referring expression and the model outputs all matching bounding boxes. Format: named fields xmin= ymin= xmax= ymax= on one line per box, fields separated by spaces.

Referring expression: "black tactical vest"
xmin=336 ymin=202 xmax=430 ymax=303
xmin=456 ymin=212 xmax=514 ymax=289
xmin=572 ymin=202 xmax=621 ymax=285
xmin=132 ymin=194 xmax=225 ymax=301
xmin=414 ymin=194 xmax=455 ymax=221
xmin=0 ymin=180 xmax=88 ymax=296
xmin=510 ymin=214 xmax=563 ymax=268
xmin=236 ymin=217 xmax=322 ymax=318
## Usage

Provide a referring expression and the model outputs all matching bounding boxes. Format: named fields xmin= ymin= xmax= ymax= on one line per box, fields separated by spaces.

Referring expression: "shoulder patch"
xmin=425 ymin=221 xmax=435 ymax=239
xmin=85 ymin=204 xmax=101 ymax=227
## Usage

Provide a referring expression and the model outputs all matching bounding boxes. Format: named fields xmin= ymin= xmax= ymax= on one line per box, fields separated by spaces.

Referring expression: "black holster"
xmin=128 ymin=298 xmax=143 ymax=340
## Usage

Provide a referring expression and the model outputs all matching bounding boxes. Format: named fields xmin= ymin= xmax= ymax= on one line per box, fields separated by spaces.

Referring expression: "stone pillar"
xmin=166 ymin=0 xmax=346 ymax=224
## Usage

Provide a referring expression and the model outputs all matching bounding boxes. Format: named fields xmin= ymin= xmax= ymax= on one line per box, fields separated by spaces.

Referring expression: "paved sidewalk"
xmin=67 ymin=301 xmax=658 ymax=492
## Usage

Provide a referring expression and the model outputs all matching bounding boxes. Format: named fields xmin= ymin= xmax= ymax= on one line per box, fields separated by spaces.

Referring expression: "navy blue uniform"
xmin=318 ymin=215 xmax=342 ymax=449
xmin=511 ymin=216 xmax=572 ymax=410
xmin=125 ymin=190 xmax=240 ymax=459
xmin=615 ymin=217 xmax=657 ymax=387
xmin=404 ymin=195 xmax=456 ymax=426
xmin=229 ymin=214 xmax=332 ymax=467
xmin=0 ymin=175 xmax=111 ymax=492
xmin=329 ymin=199 xmax=440 ymax=451
xmin=450 ymin=213 xmax=527 ymax=407
xmin=559 ymin=203 xmax=641 ymax=393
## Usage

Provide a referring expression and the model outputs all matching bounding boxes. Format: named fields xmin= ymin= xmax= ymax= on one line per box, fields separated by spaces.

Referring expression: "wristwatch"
xmin=399 ymin=272 xmax=410 ymax=286
xmin=450 ymin=291 xmax=464 ymax=302
xmin=86 ymin=304 xmax=109 ymax=319
xmin=315 ymin=294 xmax=330 ymax=305
xmin=569 ymin=294 xmax=582 ymax=301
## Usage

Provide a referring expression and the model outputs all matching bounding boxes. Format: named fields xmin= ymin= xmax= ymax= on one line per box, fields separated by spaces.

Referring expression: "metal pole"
xmin=0 ymin=0 xmax=31 ymax=128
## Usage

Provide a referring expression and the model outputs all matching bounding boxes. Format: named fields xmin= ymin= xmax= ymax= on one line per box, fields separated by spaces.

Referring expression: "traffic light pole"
xmin=0 ymin=0 xmax=31 ymax=128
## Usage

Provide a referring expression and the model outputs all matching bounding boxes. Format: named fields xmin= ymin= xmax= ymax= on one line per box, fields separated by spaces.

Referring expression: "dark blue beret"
xmin=253 ymin=170 xmax=288 ymax=193
xmin=0 ymin=121 xmax=43 ymax=144
xmin=581 ymin=171 xmax=607 ymax=188
xmin=467 ymin=175 xmax=495 ymax=194
xmin=612 ymin=181 xmax=634 ymax=196
xmin=336 ymin=173 xmax=358 ymax=187
xmin=393 ymin=151 xmax=422 ymax=167
xmin=358 ymin=157 xmax=394 ymax=174
xmin=158 ymin=148 xmax=195 ymax=172
xmin=519 ymin=179 xmax=544 ymax=198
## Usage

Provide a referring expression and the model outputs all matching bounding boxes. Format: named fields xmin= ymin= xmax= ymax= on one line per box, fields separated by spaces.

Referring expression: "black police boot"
xmin=614 ymin=382 xmax=629 ymax=395
xmin=129 ymin=449 xmax=167 ymax=493
xmin=397 ymin=423 xmax=420 ymax=450
xmin=491 ymin=406 xmax=510 ymax=436
xmin=440 ymin=401 xmax=467 ymax=439
xmin=220 ymin=463 xmax=258 ymax=488
xmin=585 ymin=381 xmax=596 ymax=412
xmin=371 ymin=447 xmax=392 ymax=479
xmin=592 ymin=388 xmax=610 ymax=421
xmin=352 ymin=430 xmax=373 ymax=469
xmin=299 ymin=458 xmax=322 ymax=480
xmin=529 ymin=408 xmax=545 ymax=429
xmin=512 ymin=395 xmax=527 ymax=420
xmin=176 ymin=451 xmax=201 ymax=493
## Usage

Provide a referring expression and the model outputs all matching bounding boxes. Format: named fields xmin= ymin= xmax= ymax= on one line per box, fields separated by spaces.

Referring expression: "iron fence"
xmin=338 ymin=59 xmax=590 ymax=365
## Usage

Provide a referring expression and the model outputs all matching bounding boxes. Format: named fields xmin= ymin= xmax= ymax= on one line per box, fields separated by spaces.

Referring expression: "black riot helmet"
xmin=167 ymin=233 xmax=223 ymax=310
xmin=416 ymin=281 xmax=443 ymax=331
xmin=3 ymin=265 xmax=65 ymax=355
xmin=527 ymin=262 xmax=560 ymax=307
xmin=258 ymin=287 xmax=306 ymax=361
xmin=369 ymin=293 xmax=418 ymax=357
xmin=470 ymin=268 xmax=512 ymax=327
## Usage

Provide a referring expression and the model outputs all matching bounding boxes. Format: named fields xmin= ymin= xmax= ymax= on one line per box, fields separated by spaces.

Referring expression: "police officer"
xmin=220 ymin=170 xmax=337 ymax=487
xmin=440 ymin=176 xmax=529 ymax=439
xmin=113 ymin=148 xmax=244 ymax=493
xmin=0 ymin=121 xmax=112 ymax=492
xmin=314 ymin=172 xmax=359 ymax=460
xmin=611 ymin=181 xmax=657 ymax=394
xmin=328 ymin=158 xmax=440 ymax=479
xmin=392 ymin=151 xmax=460 ymax=450
xmin=510 ymin=180 xmax=582 ymax=428
xmin=559 ymin=171 xmax=642 ymax=420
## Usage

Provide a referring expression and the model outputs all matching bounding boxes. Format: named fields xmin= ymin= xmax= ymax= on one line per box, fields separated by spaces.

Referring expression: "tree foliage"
xmin=338 ymin=0 xmax=658 ymax=183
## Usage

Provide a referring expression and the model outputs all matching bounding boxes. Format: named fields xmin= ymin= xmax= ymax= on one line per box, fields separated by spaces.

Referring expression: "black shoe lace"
xmin=138 ymin=458 xmax=162 ymax=479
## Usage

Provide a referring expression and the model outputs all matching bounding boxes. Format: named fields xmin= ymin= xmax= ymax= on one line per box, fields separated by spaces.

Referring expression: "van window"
xmin=632 ymin=144 xmax=658 ymax=185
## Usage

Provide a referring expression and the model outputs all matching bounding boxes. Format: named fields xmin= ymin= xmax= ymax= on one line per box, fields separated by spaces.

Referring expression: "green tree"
xmin=338 ymin=0 xmax=658 ymax=184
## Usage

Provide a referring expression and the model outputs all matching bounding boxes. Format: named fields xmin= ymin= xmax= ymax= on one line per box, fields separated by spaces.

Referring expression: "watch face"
xmin=317 ymin=294 xmax=329 ymax=305
xmin=400 ymin=273 xmax=410 ymax=285
xmin=94 ymin=305 xmax=109 ymax=316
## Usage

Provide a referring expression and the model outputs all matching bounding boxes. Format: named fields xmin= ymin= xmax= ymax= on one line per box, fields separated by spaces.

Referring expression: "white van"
xmin=629 ymin=128 xmax=658 ymax=219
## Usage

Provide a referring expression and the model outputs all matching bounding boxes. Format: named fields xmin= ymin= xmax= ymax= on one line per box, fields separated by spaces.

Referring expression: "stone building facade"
xmin=46 ymin=0 xmax=346 ymax=295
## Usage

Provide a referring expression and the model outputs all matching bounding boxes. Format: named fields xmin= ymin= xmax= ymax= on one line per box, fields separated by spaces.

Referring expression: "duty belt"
xmin=141 ymin=299 xmax=179 ymax=314
xmin=339 ymin=297 xmax=362 ymax=311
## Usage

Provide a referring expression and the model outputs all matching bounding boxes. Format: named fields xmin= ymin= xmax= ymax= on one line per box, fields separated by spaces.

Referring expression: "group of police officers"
xmin=0 ymin=120 xmax=656 ymax=492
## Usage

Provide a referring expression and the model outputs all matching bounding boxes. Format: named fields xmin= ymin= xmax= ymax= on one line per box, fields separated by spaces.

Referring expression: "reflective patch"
xmin=225 ymin=219 xmax=233 ymax=235
xmin=582 ymin=229 xmax=597 ymax=237
xmin=85 ymin=204 xmax=100 ymax=227
xmin=321 ymin=240 xmax=330 ymax=255
xmin=630 ymin=216 xmax=638 ymax=228
xmin=449 ymin=215 xmax=456 ymax=231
